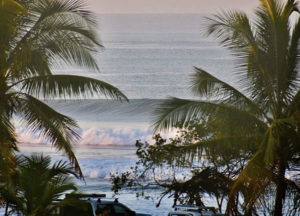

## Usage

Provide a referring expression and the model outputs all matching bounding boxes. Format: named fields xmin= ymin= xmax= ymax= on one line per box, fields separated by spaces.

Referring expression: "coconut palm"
xmin=0 ymin=154 xmax=79 ymax=216
xmin=0 ymin=0 xmax=127 ymax=175
xmin=153 ymin=0 xmax=300 ymax=215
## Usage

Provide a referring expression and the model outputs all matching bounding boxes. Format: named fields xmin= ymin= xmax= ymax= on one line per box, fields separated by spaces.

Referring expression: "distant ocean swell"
xmin=17 ymin=99 xmax=177 ymax=146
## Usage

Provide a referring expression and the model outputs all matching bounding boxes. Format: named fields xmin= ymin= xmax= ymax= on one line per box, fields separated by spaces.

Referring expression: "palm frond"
xmin=152 ymin=0 xmax=300 ymax=214
xmin=6 ymin=0 xmax=101 ymax=78
xmin=263 ymin=123 xmax=280 ymax=164
xmin=0 ymin=113 xmax=17 ymax=150
xmin=31 ymin=0 xmax=97 ymax=26
xmin=205 ymin=10 xmax=256 ymax=53
xmin=0 ymin=0 xmax=128 ymax=180
xmin=288 ymin=89 xmax=300 ymax=116
xmin=164 ymin=136 xmax=259 ymax=168
xmin=281 ymin=0 xmax=299 ymax=17
xmin=8 ymin=47 xmax=52 ymax=80
xmin=284 ymin=16 xmax=300 ymax=102
xmin=205 ymin=9 xmax=279 ymax=115
xmin=255 ymin=0 xmax=299 ymax=106
xmin=6 ymin=154 xmax=78 ymax=215
xmin=40 ymin=30 xmax=99 ymax=69
xmin=226 ymin=150 xmax=272 ymax=215
xmin=153 ymin=97 xmax=267 ymax=132
xmin=259 ymin=117 xmax=298 ymax=165
xmin=17 ymin=74 xmax=128 ymax=101
xmin=16 ymin=94 xmax=83 ymax=176
xmin=0 ymin=0 xmax=25 ymax=57
xmin=50 ymin=160 xmax=78 ymax=178
xmin=191 ymin=67 xmax=266 ymax=115
xmin=0 ymin=144 xmax=17 ymax=185
xmin=37 ymin=176 xmax=77 ymax=213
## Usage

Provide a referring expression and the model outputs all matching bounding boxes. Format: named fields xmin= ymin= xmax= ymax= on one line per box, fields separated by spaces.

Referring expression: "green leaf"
xmin=17 ymin=94 xmax=83 ymax=176
xmin=18 ymin=74 xmax=128 ymax=101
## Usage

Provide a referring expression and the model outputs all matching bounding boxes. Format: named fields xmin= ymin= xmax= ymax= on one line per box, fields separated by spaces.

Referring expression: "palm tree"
xmin=0 ymin=154 xmax=79 ymax=216
xmin=0 ymin=0 xmax=127 ymax=175
xmin=153 ymin=0 xmax=300 ymax=215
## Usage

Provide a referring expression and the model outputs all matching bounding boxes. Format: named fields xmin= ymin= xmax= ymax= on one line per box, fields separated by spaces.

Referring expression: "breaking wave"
xmin=17 ymin=99 xmax=177 ymax=146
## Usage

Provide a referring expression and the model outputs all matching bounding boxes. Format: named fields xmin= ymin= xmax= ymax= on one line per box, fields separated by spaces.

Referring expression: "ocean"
xmin=17 ymin=14 xmax=236 ymax=146
xmin=14 ymin=14 xmax=236 ymax=215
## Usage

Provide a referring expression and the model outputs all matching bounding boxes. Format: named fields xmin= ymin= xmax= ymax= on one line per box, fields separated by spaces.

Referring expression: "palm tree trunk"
xmin=274 ymin=157 xmax=286 ymax=216
xmin=5 ymin=202 xmax=9 ymax=216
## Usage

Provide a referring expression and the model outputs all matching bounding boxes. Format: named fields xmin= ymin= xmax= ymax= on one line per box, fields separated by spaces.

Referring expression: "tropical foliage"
xmin=111 ymin=124 xmax=250 ymax=214
xmin=0 ymin=154 xmax=78 ymax=216
xmin=153 ymin=0 xmax=300 ymax=215
xmin=0 ymin=0 xmax=127 ymax=175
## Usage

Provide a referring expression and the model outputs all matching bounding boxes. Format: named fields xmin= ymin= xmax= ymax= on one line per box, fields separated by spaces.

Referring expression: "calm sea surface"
xmin=15 ymin=14 xmax=236 ymax=215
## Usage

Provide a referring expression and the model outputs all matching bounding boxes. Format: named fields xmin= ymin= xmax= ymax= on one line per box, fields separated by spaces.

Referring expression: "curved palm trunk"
xmin=274 ymin=157 xmax=286 ymax=216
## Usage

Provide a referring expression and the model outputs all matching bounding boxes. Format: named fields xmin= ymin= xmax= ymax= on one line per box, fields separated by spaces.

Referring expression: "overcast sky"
xmin=86 ymin=0 xmax=260 ymax=14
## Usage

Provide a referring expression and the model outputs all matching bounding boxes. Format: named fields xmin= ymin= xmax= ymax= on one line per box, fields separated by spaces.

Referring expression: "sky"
xmin=86 ymin=0 xmax=260 ymax=14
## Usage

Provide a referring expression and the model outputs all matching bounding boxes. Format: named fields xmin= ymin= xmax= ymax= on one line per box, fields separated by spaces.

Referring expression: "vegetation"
xmin=111 ymin=122 xmax=257 ymax=214
xmin=0 ymin=0 xmax=127 ymax=176
xmin=0 ymin=0 xmax=128 ymax=213
xmin=0 ymin=154 xmax=79 ymax=216
xmin=1 ymin=0 xmax=299 ymax=215
xmin=151 ymin=0 xmax=300 ymax=215
xmin=111 ymin=128 xmax=236 ymax=214
xmin=112 ymin=0 xmax=300 ymax=215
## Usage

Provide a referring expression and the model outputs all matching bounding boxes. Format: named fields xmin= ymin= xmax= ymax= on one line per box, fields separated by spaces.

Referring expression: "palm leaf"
xmin=0 ymin=0 xmax=129 ymax=184
xmin=0 ymin=0 xmax=25 ymax=48
xmin=153 ymin=0 xmax=300 ymax=213
xmin=288 ymin=89 xmax=300 ymax=116
xmin=17 ymin=74 xmax=128 ymax=101
xmin=16 ymin=94 xmax=83 ymax=176
xmin=205 ymin=10 xmax=256 ymax=54
xmin=0 ymin=113 xmax=17 ymax=150
xmin=6 ymin=0 xmax=101 ymax=78
xmin=191 ymin=67 xmax=267 ymax=116
xmin=254 ymin=0 xmax=300 ymax=108
xmin=38 ymin=176 xmax=77 ymax=213
xmin=50 ymin=159 xmax=78 ymax=178
xmin=7 ymin=154 xmax=78 ymax=215
xmin=153 ymin=97 xmax=267 ymax=132
xmin=284 ymin=16 xmax=300 ymax=102
xmin=31 ymin=0 xmax=97 ymax=26
xmin=8 ymin=47 xmax=52 ymax=80
xmin=205 ymin=9 xmax=279 ymax=115
xmin=226 ymin=150 xmax=272 ymax=214
xmin=161 ymin=136 xmax=259 ymax=168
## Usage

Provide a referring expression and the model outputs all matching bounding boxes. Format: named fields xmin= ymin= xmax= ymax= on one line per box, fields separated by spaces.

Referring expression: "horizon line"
xmin=95 ymin=12 xmax=211 ymax=15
